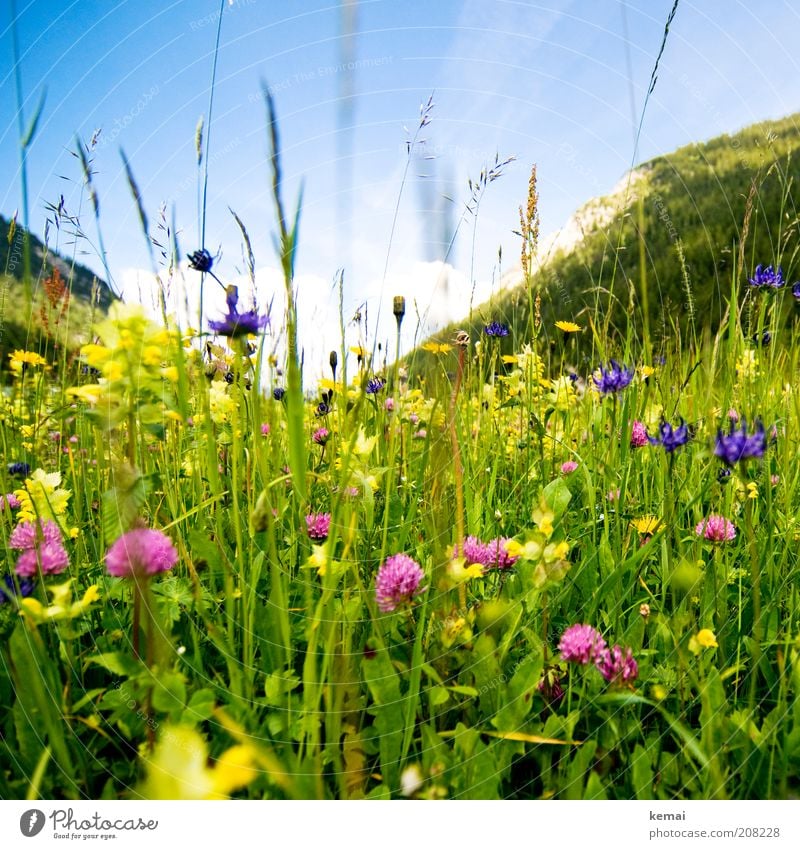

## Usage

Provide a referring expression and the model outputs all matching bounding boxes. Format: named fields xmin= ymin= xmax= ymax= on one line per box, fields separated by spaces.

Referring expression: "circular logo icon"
xmin=19 ymin=810 xmax=46 ymax=837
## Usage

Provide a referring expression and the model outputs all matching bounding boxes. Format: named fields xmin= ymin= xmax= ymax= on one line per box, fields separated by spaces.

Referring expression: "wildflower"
xmin=748 ymin=264 xmax=784 ymax=289
xmin=208 ymin=285 xmax=268 ymax=338
xmin=260 ymin=423 xmax=271 ymax=436
xmin=648 ymin=418 xmax=691 ymax=452
xmin=7 ymin=462 xmax=31 ymax=478
xmin=365 ymin=377 xmax=386 ymax=395
xmin=421 ymin=342 xmax=452 ymax=354
xmin=631 ymin=516 xmax=664 ymax=536
xmin=0 ymin=574 xmax=35 ymax=605
xmin=596 ymin=645 xmax=638 ymax=684
xmin=484 ymin=322 xmax=509 ymax=337
xmin=793 ymin=281 xmax=800 ymax=300
xmin=413 ymin=429 xmax=427 ymax=440
xmin=714 ymin=418 xmax=767 ymax=465
xmin=592 ymin=360 xmax=634 ymax=394
xmin=0 ymin=493 xmax=20 ymax=511
xmin=735 ymin=349 xmax=759 ymax=381
xmin=400 ymin=764 xmax=425 ymax=798
xmin=639 ymin=603 xmax=650 ymax=618
xmin=385 ymin=397 xmax=395 ymax=412
xmin=8 ymin=350 xmax=48 ymax=374
xmin=9 ymin=519 xmax=64 ymax=550
xmin=560 ymin=461 xmax=578 ymax=475
xmin=555 ymin=321 xmax=581 ymax=333
xmin=315 ymin=402 xmax=330 ymax=417
xmin=695 ymin=515 xmax=736 ymax=542
xmin=187 ymin=248 xmax=214 ymax=272
xmin=537 ymin=668 xmax=565 ymax=706
xmin=483 ymin=537 xmax=519 ymax=570
xmin=375 ymin=553 xmax=426 ymax=613
xmin=105 ymin=529 xmax=179 ymax=578
xmin=15 ymin=542 xmax=70 ymax=577
xmin=305 ymin=512 xmax=331 ymax=541
xmin=558 ymin=624 xmax=607 ymax=665
xmin=273 ymin=387 xmax=285 ymax=401
xmin=461 ymin=536 xmax=488 ymax=566
xmin=696 ymin=628 xmax=718 ymax=648
xmin=630 ymin=420 xmax=649 ymax=448
xmin=312 ymin=427 xmax=330 ymax=445
xmin=20 ymin=580 xmax=100 ymax=623
xmin=607 ymin=488 xmax=621 ymax=503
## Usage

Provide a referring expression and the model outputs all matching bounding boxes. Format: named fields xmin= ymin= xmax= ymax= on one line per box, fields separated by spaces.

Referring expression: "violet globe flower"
xmin=592 ymin=360 xmax=634 ymax=394
xmin=749 ymin=264 xmax=784 ymax=289
xmin=714 ymin=418 xmax=767 ymax=466
xmin=484 ymin=322 xmax=509 ymax=337
xmin=208 ymin=285 xmax=268 ymax=338
xmin=375 ymin=553 xmax=427 ymax=613
xmin=595 ymin=645 xmax=638 ymax=684
xmin=648 ymin=418 xmax=691 ymax=453
xmin=106 ymin=529 xmax=179 ymax=578
xmin=558 ymin=624 xmax=607 ymax=665
xmin=305 ymin=512 xmax=331 ymax=541
xmin=695 ymin=515 xmax=736 ymax=542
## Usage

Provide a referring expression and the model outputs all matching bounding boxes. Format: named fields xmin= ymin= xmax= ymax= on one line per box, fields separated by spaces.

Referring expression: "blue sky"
xmin=2 ymin=0 xmax=800 ymax=375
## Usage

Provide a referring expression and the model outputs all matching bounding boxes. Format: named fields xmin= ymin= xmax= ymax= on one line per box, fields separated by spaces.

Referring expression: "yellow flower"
xmin=747 ymin=481 xmax=758 ymax=500
xmin=21 ymin=581 xmax=100 ymax=623
xmin=639 ymin=365 xmax=656 ymax=379
xmin=555 ymin=321 xmax=581 ymax=333
xmin=9 ymin=350 xmax=48 ymax=373
xmin=349 ymin=345 xmax=368 ymax=358
xmin=696 ymin=628 xmax=718 ymax=648
xmin=532 ymin=501 xmax=555 ymax=537
xmin=422 ymin=342 xmax=452 ymax=354
xmin=15 ymin=468 xmax=71 ymax=523
xmin=443 ymin=557 xmax=485 ymax=586
xmin=631 ymin=515 xmax=664 ymax=535
xmin=140 ymin=725 xmax=257 ymax=800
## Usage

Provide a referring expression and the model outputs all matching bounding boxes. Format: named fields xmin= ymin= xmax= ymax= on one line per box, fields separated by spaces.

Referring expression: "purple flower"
xmin=648 ymin=418 xmax=691 ymax=453
xmin=366 ymin=377 xmax=386 ymax=395
xmin=749 ymin=264 xmax=784 ymax=289
xmin=312 ymin=427 xmax=330 ymax=445
xmin=595 ymin=645 xmax=638 ymax=684
xmin=0 ymin=493 xmax=20 ymax=511
xmin=106 ymin=529 xmax=179 ymax=578
xmin=630 ymin=420 xmax=649 ymax=448
xmin=315 ymin=402 xmax=331 ymax=417
xmin=461 ymin=535 xmax=489 ymax=566
xmin=484 ymin=537 xmax=519 ymax=571
xmin=187 ymin=248 xmax=214 ymax=273
xmin=15 ymin=542 xmax=69 ymax=577
xmin=592 ymin=360 xmax=634 ymax=394
xmin=273 ymin=387 xmax=285 ymax=401
xmin=208 ymin=285 xmax=268 ymax=338
xmin=0 ymin=574 xmax=35 ymax=605
xmin=714 ymin=418 xmax=767 ymax=466
xmin=558 ymin=624 xmax=607 ymax=665
xmin=305 ymin=512 xmax=331 ymax=541
xmin=560 ymin=461 xmax=578 ymax=475
xmin=7 ymin=462 xmax=30 ymax=477
xmin=484 ymin=322 xmax=509 ymax=337
xmin=375 ymin=553 xmax=427 ymax=613
xmin=9 ymin=520 xmax=63 ymax=550
xmin=695 ymin=515 xmax=736 ymax=542
xmin=792 ymin=281 xmax=800 ymax=300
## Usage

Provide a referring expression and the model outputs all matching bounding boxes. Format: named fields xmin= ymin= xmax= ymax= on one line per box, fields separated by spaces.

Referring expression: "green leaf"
xmin=151 ymin=670 xmax=187 ymax=714
xmin=542 ymin=477 xmax=572 ymax=519
xmin=102 ymin=464 xmax=146 ymax=546
xmin=86 ymin=652 xmax=142 ymax=678
xmin=185 ymin=689 xmax=216 ymax=723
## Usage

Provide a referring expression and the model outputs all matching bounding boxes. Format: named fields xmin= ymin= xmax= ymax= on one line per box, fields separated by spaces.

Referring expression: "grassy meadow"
xmin=3 ymin=15 xmax=800 ymax=800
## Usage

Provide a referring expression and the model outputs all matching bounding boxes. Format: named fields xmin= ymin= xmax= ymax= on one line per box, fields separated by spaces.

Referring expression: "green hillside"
xmin=417 ymin=113 xmax=800 ymax=374
xmin=0 ymin=214 xmax=115 ymax=369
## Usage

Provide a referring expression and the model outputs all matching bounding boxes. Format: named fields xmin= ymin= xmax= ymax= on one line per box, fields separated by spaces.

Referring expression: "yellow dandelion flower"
xmin=631 ymin=515 xmax=665 ymax=535
xmin=9 ymin=350 xmax=48 ymax=373
xmin=555 ymin=321 xmax=581 ymax=333
xmin=422 ymin=342 xmax=452 ymax=354
xmin=639 ymin=365 xmax=656 ymax=379
xmin=349 ymin=345 xmax=368 ymax=358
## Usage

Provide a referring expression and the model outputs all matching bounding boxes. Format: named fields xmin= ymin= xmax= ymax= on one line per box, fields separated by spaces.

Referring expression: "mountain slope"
xmin=417 ymin=112 xmax=800 ymax=373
